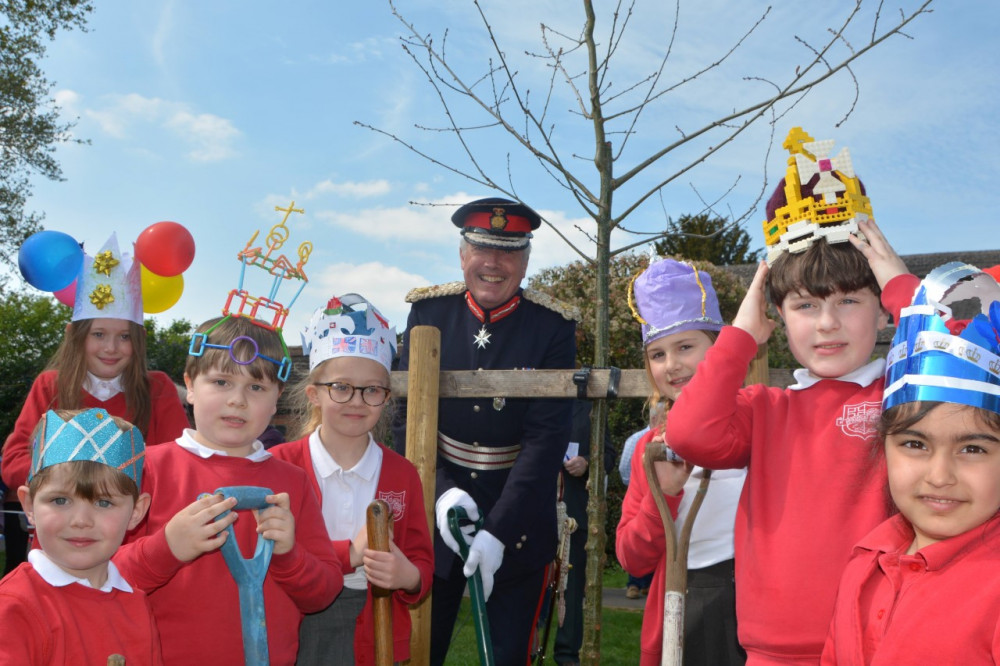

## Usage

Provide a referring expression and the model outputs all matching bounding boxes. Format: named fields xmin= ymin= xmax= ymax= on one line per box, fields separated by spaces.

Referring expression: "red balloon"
xmin=54 ymin=280 xmax=77 ymax=308
xmin=134 ymin=221 xmax=195 ymax=277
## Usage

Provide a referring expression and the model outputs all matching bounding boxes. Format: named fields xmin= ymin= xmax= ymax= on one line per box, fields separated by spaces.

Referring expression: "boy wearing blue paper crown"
xmin=271 ymin=294 xmax=433 ymax=666
xmin=664 ymin=128 xmax=920 ymax=665
xmin=0 ymin=408 xmax=162 ymax=665
xmin=822 ymin=264 xmax=1000 ymax=664
xmin=113 ymin=209 xmax=343 ymax=666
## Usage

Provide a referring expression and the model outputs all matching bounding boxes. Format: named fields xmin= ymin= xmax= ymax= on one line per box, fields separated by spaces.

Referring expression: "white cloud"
xmin=313 ymin=193 xmax=477 ymax=245
xmin=82 ymin=93 xmax=241 ymax=162
xmin=305 ymin=179 xmax=392 ymax=199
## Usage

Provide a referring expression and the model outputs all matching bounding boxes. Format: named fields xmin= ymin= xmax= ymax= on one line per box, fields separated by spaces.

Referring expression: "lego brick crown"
xmin=763 ymin=127 xmax=873 ymax=265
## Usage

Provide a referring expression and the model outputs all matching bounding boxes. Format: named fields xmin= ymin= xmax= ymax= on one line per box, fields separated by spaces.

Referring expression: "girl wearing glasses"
xmin=271 ymin=294 xmax=433 ymax=666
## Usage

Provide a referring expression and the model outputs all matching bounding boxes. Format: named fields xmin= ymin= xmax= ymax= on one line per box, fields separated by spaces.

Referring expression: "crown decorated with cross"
xmin=763 ymin=127 xmax=874 ymax=265
xmin=883 ymin=262 xmax=1000 ymax=415
xmin=29 ymin=408 xmax=145 ymax=486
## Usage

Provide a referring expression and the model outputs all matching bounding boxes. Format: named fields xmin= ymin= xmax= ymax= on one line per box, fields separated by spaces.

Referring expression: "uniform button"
xmin=909 ymin=562 xmax=921 ymax=572
xmin=520 ymin=535 xmax=527 ymax=542
xmin=473 ymin=441 xmax=480 ymax=447
xmin=470 ymin=472 xmax=478 ymax=479
xmin=473 ymin=405 xmax=480 ymax=412
xmin=515 ymin=543 xmax=522 ymax=550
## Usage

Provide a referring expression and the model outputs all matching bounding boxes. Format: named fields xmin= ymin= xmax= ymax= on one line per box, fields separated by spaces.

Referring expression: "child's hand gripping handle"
xmin=447 ymin=506 xmax=494 ymax=666
xmin=367 ymin=499 xmax=394 ymax=666
xmin=200 ymin=486 xmax=275 ymax=666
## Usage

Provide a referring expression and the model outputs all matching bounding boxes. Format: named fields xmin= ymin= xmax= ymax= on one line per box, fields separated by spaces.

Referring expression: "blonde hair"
xmin=642 ymin=328 xmax=719 ymax=417
xmin=46 ymin=319 xmax=152 ymax=436
xmin=291 ymin=358 xmax=395 ymax=442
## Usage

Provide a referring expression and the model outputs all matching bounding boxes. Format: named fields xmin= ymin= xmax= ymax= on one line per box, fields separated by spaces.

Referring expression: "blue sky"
xmin=16 ymin=0 xmax=999 ymax=344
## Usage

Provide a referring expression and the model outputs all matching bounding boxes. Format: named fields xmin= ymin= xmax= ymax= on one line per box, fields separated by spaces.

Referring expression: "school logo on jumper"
xmin=378 ymin=490 xmax=406 ymax=522
xmin=835 ymin=401 xmax=881 ymax=440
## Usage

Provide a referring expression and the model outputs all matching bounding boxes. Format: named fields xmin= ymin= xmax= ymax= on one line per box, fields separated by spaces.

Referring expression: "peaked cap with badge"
xmin=453 ymin=197 xmax=541 ymax=251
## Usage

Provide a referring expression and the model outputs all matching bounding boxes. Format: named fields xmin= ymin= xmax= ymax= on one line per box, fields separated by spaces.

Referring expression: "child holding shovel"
xmin=616 ymin=258 xmax=746 ymax=666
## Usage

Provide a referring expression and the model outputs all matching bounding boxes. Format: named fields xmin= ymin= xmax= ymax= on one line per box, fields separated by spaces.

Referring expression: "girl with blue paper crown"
xmin=2 ymin=234 xmax=190 ymax=572
xmin=0 ymin=408 xmax=161 ymax=665
xmin=616 ymin=258 xmax=747 ymax=666
xmin=821 ymin=264 xmax=1000 ymax=664
xmin=270 ymin=294 xmax=433 ymax=666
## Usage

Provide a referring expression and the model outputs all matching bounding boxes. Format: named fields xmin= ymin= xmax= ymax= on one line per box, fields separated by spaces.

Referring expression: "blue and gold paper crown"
xmin=29 ymin=408 xmax=145 ymax=486
xmin=883 ymin=262 xmax=1000 ymax=415
xmin=302 ymin=294 xmax=397 ymax=373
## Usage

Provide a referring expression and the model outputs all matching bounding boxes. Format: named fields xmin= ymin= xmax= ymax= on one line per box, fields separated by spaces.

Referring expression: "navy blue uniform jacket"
xmin=394 ymin=286 xmax=576 ymax=580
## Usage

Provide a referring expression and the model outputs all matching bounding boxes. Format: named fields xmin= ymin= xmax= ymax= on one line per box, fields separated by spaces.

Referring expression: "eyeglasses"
xmin=189 ymin=333 xmax=292 ymax=382
xmin=313 ymin=382 xmax=390 ymax=406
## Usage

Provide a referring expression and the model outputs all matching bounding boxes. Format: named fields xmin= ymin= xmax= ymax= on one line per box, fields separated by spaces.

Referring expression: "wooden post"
xmin=404 ymin=325 xmax=440 ymax=665
xmin=746 ymin=343 xmax=769 ymax=386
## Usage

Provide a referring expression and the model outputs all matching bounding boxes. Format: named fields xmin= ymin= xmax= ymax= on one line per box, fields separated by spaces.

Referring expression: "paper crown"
xmin=302 ymin=294 xmax=397 ymax=373
xmin=29 ymin=408 xmax=145 ymax=486
xmin=883 ymin=262 xmax=1000 ymax=415
xmin=628 ymin=258 xmax=724 ymax=346
xmin=453 ymin=197 xmax=541 ymax=250
xmin=72 ymin=234 xmax=143 ymax=324
xmin=763 ymin=127 xmax=874 ymax=265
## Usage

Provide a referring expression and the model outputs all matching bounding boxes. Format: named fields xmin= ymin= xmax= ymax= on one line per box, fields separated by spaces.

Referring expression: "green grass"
xmin=442 ymin=565 xmax=643 ymax=665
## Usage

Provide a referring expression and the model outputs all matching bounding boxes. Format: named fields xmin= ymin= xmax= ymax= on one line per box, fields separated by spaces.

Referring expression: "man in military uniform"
xmin=394 ymin=196 xmax=577 ymax=665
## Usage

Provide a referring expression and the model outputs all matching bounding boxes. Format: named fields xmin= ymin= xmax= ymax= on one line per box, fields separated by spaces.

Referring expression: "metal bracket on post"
xmin=606 ymin=366 xmax=621 ymax=399
xmin=572 ymin=366 xmax=591 ymax=399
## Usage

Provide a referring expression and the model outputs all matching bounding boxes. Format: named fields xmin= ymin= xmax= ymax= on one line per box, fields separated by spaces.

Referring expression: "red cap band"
xmin=462 ymin=211 xmax=534 ymax=234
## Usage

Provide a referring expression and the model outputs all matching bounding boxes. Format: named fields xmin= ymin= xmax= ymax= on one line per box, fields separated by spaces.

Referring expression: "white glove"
xmin=435 ymin=488 xmax=479 ymax=556
xmin=463 ymin=529 xmax=505 ymax=602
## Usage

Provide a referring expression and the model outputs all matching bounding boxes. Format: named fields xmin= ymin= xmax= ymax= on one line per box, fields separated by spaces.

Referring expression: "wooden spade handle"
xmin=367 ymin=499 xmax=393 ymax=666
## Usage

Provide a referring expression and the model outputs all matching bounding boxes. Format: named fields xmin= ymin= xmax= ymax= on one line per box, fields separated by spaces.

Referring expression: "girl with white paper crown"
xmin=616 ymin=258 xmax=747 ymax=666
xmin=822 ymin=264 xmax=1000 ymax=664
xmin=270 ymin=294 xmax=433 ymax=666
xmin=1 ymin=234 xmax=189 ymax=571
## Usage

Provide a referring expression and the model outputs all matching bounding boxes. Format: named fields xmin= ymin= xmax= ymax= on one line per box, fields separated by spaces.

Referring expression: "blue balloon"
xmin=18 ymin=230 xmax=84 ymax=292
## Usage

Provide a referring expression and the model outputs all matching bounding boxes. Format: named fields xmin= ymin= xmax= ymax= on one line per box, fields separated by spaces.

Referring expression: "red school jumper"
xmin=1 ymin=370 xmax=190 ymax=489
xmin=270 ymin=436 xmax=434 ymax=665
xmin=113 ymin=440 xmax=343 ymax=666
xmin=0 ymin=563 xmax=164 ymax=665
xmin=663 ymin=276 xmax=917 ymax=665
xmin=821 ymin=513 xmax=1000 ymax=665
xmin=615 ymin=430 xmax=685 ymax=666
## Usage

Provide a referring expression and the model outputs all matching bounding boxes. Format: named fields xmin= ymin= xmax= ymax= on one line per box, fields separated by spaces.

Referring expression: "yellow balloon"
xmin=141 ymin=265 xmax=184 ymax=313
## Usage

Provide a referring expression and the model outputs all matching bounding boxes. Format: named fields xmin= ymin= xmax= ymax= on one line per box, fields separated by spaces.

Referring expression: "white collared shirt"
xmin=175 ymin=429 xmax=272 ymax=462
xmin=308 ymin=428 xmax=382 ymax=589
xmin=83 ymin=373 xmax=123 ymax=401
xmin=28 ymin=549 xmax=133 ymax=593
xmin=788 ymin=358 xmax=886 ymax=391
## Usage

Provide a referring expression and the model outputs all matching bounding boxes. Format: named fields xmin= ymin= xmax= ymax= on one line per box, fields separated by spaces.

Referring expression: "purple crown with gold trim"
xmin=883 ymin=263 xmax=1000 ymax=415
xmin=29 ymin=408 xmax=145 ymax=486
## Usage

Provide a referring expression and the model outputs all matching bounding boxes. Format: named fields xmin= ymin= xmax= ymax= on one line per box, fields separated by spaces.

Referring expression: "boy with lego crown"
xmin=822 ymin=263 xmax=1000 ymax=664
xmin=664 ymin=128 xmax=920 ymax=665
xmin=113 ymin=209 xmax=343 ymax=666
xmin=0 ymin=408 xmax=162 ymax=665
xmin=270 ymin=293 xmax=433 ymax=665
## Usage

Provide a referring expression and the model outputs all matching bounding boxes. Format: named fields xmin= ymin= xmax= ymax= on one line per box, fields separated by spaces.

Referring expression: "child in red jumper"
xmin=617 ymin=258 xmax=746 ymax=666
xmin=0 ymin=408 xmax=161 ymax=665
xmin=2 ymin=235 xmax=189 ymax=573
xmin=822 ymin=263 xmax=1000 ymax=664
xmin=665 ymin=129 xmax=919 ymax=665
xmin=271 ymin=294 xmax=433 ymax=666
xmin=113 ymin=315 xmax=343 ymax=666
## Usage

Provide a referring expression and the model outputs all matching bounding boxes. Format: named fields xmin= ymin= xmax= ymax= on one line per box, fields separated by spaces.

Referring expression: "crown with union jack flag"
xmin=302 ymin=293 xmax=396 ymax=373
xmin=29 ymin=408 xmax=145 ymax=486
xmin=883 ymin=262 xmax=1000 ymax=415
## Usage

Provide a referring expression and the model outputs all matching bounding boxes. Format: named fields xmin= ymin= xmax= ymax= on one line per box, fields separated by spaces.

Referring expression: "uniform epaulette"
xmin=523 ymin=288 xmax=580 ymax=322
xmin=405 ymin=281 xmax=467 ymax=303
